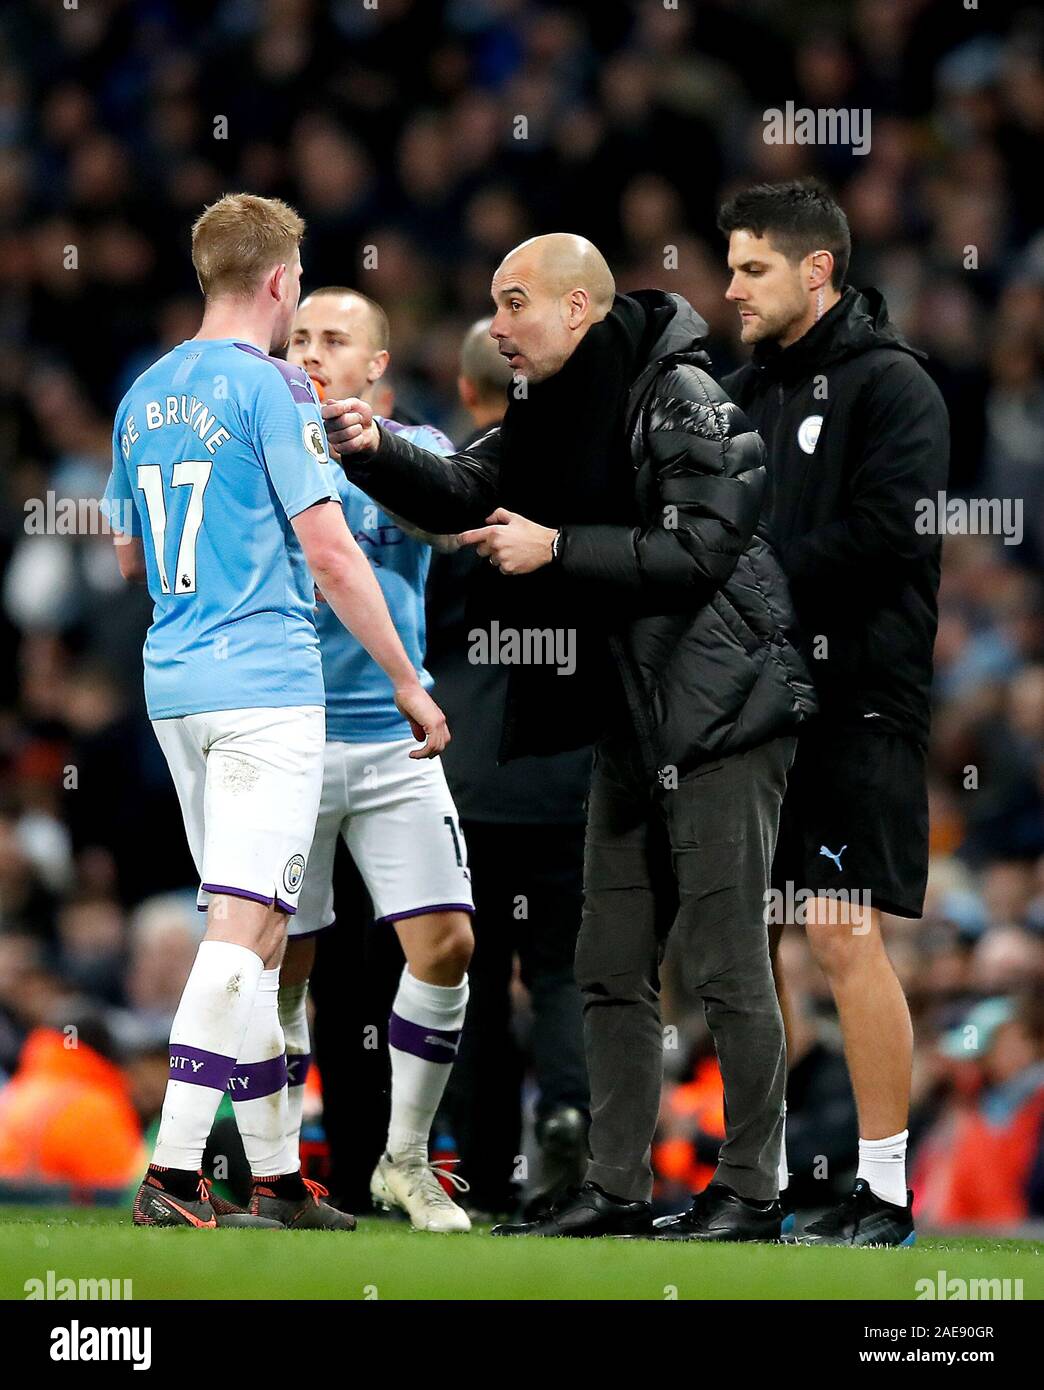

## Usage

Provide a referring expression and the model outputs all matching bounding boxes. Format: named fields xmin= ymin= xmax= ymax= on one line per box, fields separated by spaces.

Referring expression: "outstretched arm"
xmin=323 ymin=398 xmax=501 ymax=534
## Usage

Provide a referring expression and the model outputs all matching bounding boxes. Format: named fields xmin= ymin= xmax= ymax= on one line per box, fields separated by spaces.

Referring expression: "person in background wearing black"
xmin=719 ymin=181 xmax=949 ymax=1247
xmin=430 ymin=319 xmax=592 ymax=1220
xmin=325 ymin=233 xmax=816 ymax=1241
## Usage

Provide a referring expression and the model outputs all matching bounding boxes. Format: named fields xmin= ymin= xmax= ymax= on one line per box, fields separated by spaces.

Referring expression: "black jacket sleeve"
xmin=780 ymin=355 xmax=950 ymax=584
xmin=557 ymin=362 xmax=766 ymax=608
xmin=341 ymin=424 xmax=502 ymax=534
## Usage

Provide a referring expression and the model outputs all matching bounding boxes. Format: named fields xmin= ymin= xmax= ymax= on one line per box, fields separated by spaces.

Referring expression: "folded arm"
xmin=557 ymin=370 xmax=765 ymax=607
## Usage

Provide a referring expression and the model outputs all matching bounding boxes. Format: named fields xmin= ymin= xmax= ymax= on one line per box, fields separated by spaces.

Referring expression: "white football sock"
xmin=857 ymin=1130 xmax=908 ymax=1207
xmin=777 ymin=1101 xmax=789 ymax=1194
xmin=278 ymin=979 xmax=311 ymax=1159
xmin=229 ymin=967 xmax=296 ymax=1178
xmin=386 ymin=968 xmax=468 ymax=1162
xmin=152 ymin=940 xmax=263 ymax=1171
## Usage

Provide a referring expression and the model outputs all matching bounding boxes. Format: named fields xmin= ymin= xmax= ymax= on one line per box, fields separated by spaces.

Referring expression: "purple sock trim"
xmin=168 ymin=1043 xmax=237 ymax=1091
xmin=227 ymin=1054 xmax=288 ymax=1100
xmin=286 ymin=1052 xmax=312 ymax=1088
xmin=199 ymin=883 xmax=298 ymax=916
xmin=376 ymin=902 xmax=474 ymax=926
xmin=388 ymin=1011 xmax=461 ymax=1064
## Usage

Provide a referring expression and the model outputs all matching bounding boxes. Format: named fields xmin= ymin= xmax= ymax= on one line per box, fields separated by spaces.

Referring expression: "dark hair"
xmin=717 ymin=180 xmax=851 ymax=289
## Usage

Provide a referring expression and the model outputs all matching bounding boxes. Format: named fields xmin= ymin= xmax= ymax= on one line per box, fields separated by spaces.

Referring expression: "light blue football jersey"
xmin=319 ymin=419 xmax=453 ymax=743
xmin=104 ymin=339 xmax=338 ymax=720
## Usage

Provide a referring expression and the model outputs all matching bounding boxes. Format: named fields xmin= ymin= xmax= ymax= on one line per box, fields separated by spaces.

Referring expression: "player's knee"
xmin=804 ymin=903 xmax=877 ymax=979
xmin=419 ymin=913 xmax=473 ymax=978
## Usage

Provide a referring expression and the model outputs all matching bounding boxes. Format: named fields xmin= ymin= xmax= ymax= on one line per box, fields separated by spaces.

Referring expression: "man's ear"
xmin=269 ymin=262 xmax=288 ymax=301
xmin=458 ymin=376 xmax=478 ymax=409
xmin=566 ymin=287 xmax=590 ymax=330
xmin=807 ymin=250 xmax=835 ymax=291
xmin=367 ymin=349 xmax=391 ymax=386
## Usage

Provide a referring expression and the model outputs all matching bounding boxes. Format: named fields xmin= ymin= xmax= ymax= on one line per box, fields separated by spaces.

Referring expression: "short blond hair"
xmin=191 ymin=193 xmax=305 ymax=299
xmin=305 ymin=287 xmax=390 ymax=350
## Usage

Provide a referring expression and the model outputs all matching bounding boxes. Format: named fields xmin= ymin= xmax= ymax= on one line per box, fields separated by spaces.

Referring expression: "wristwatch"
xmin=550 ymin=530 xmax=562 ymax=563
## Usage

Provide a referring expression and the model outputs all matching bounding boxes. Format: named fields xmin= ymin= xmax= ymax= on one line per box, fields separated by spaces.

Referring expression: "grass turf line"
xmin=0 ymin=1208 xmax=1040 ymax=1300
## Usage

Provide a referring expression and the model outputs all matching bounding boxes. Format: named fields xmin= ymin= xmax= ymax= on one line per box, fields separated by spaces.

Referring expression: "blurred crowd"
xmin=0 ymin=0 xmax=1041 ymax=1227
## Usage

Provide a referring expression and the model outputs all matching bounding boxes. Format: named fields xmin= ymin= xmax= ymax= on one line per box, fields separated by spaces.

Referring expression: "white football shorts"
xmin=151 ymin=705 xmax=326 ymax=916
xmin=290 ymin=736 xmax=474 ymax=936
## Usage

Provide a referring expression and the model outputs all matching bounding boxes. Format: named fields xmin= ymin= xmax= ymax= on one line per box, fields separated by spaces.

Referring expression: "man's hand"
xmin=458 ymin=508 xmax=557 ymax=576
xmin=322 ymin=397 xmax=380 ymax=457
xmin=394 ymin=681 xmax=450 ymax=759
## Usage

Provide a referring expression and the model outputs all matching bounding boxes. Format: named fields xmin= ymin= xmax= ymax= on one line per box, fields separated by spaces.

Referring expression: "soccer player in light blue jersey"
xmin=106 ymin=196 xmax=448 ymax=1231
xmin=284 ymin=288 xmax=475 ymax=1231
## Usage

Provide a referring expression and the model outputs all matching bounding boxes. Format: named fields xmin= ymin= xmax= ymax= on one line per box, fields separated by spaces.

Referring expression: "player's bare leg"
xmin=804 ymin=898 xmax=912 ymax=1144
xmin=134 ymin=894 xmax=286 ymax=1228
xmin=370 ymin=910 xmax=474 ymax=1231
xmin=791 ymin=896 xmax=915 ymax=1244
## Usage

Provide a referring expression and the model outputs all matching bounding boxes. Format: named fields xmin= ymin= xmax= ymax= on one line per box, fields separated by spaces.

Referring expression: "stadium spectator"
xmin=0 ymin=1005 xmax=144 ymax=1194
xmin=913 ymin=994 xmax=1044 ymax=1228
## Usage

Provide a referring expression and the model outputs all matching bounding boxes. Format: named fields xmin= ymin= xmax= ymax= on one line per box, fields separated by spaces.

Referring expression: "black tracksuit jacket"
xmin=723 ymin=286 xmax=950 ymax=747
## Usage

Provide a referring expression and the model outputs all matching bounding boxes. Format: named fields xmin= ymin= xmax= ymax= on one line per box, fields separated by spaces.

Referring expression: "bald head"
xmin=489 ymin=233 xmax=616 ymax=383
xmin=503 ymin=234 xmax=615 ymax=314
xmin=459 ymin=316 xmax=513 ymax=427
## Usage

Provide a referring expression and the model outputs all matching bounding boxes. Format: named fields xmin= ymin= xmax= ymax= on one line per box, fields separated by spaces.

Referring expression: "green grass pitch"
xmin=0 ymin=1207 xmax=1041 ymax=1300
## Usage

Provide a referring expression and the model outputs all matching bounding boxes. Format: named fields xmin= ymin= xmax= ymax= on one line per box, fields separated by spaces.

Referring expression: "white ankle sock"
xmin=152 ymin=940 xmax=263 ymax=1171
xmin=277 ymin=980 xmax=311 ymax=1160
xmin=777 ymin=1101 xmax=789 ymax=1193
xmin=229 ymin=967 xmax=296 ymax=1178
xmin=857 ymin=1130 xmax=908 ymax=1207
xmin=386 ymin=968 xmax=468 ymax=1161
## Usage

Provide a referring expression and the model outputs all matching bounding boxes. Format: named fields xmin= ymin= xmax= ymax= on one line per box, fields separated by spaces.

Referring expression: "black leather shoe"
xmin=522 ymin=1106 xmax=589 ymax=1221
xmin=652 ymin=1182 xmax=782 ymax=1242
xmin=491 ymin=1182 xmax=651 ymax=1238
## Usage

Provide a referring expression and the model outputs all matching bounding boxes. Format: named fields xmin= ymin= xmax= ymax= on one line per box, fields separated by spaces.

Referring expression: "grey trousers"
xmin=575 ymin=733 xmax=796 ymax=1202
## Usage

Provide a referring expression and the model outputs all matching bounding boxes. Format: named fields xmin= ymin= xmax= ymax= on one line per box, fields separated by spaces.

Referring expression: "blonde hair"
xmin=191 ymin=193 xmax=305 ymax=299
xmin=305 ymin=287 xmax=390 ymax=350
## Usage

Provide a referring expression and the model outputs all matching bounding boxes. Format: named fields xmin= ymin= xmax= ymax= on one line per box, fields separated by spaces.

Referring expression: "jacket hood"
xmin=625 ymin=289 xmax=711 ymax=367
xmin=751 ymin=285 xmax=925 ymax=383
xmin=620 ymin=292 xmax=712 ymax=428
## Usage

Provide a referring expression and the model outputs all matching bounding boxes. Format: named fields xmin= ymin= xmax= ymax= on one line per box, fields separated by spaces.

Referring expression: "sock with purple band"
xmin=386 ymin=968 xmax=468 ymax=1162
xmin=230 ymin=967 xmax=296 ymax=1178
xmin=152 ymin=940 xmax=263 ymax=1171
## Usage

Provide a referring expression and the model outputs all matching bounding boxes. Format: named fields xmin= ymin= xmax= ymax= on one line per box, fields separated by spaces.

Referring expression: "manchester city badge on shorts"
xmin=283 ymin=853 xmax=307 ymax=895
